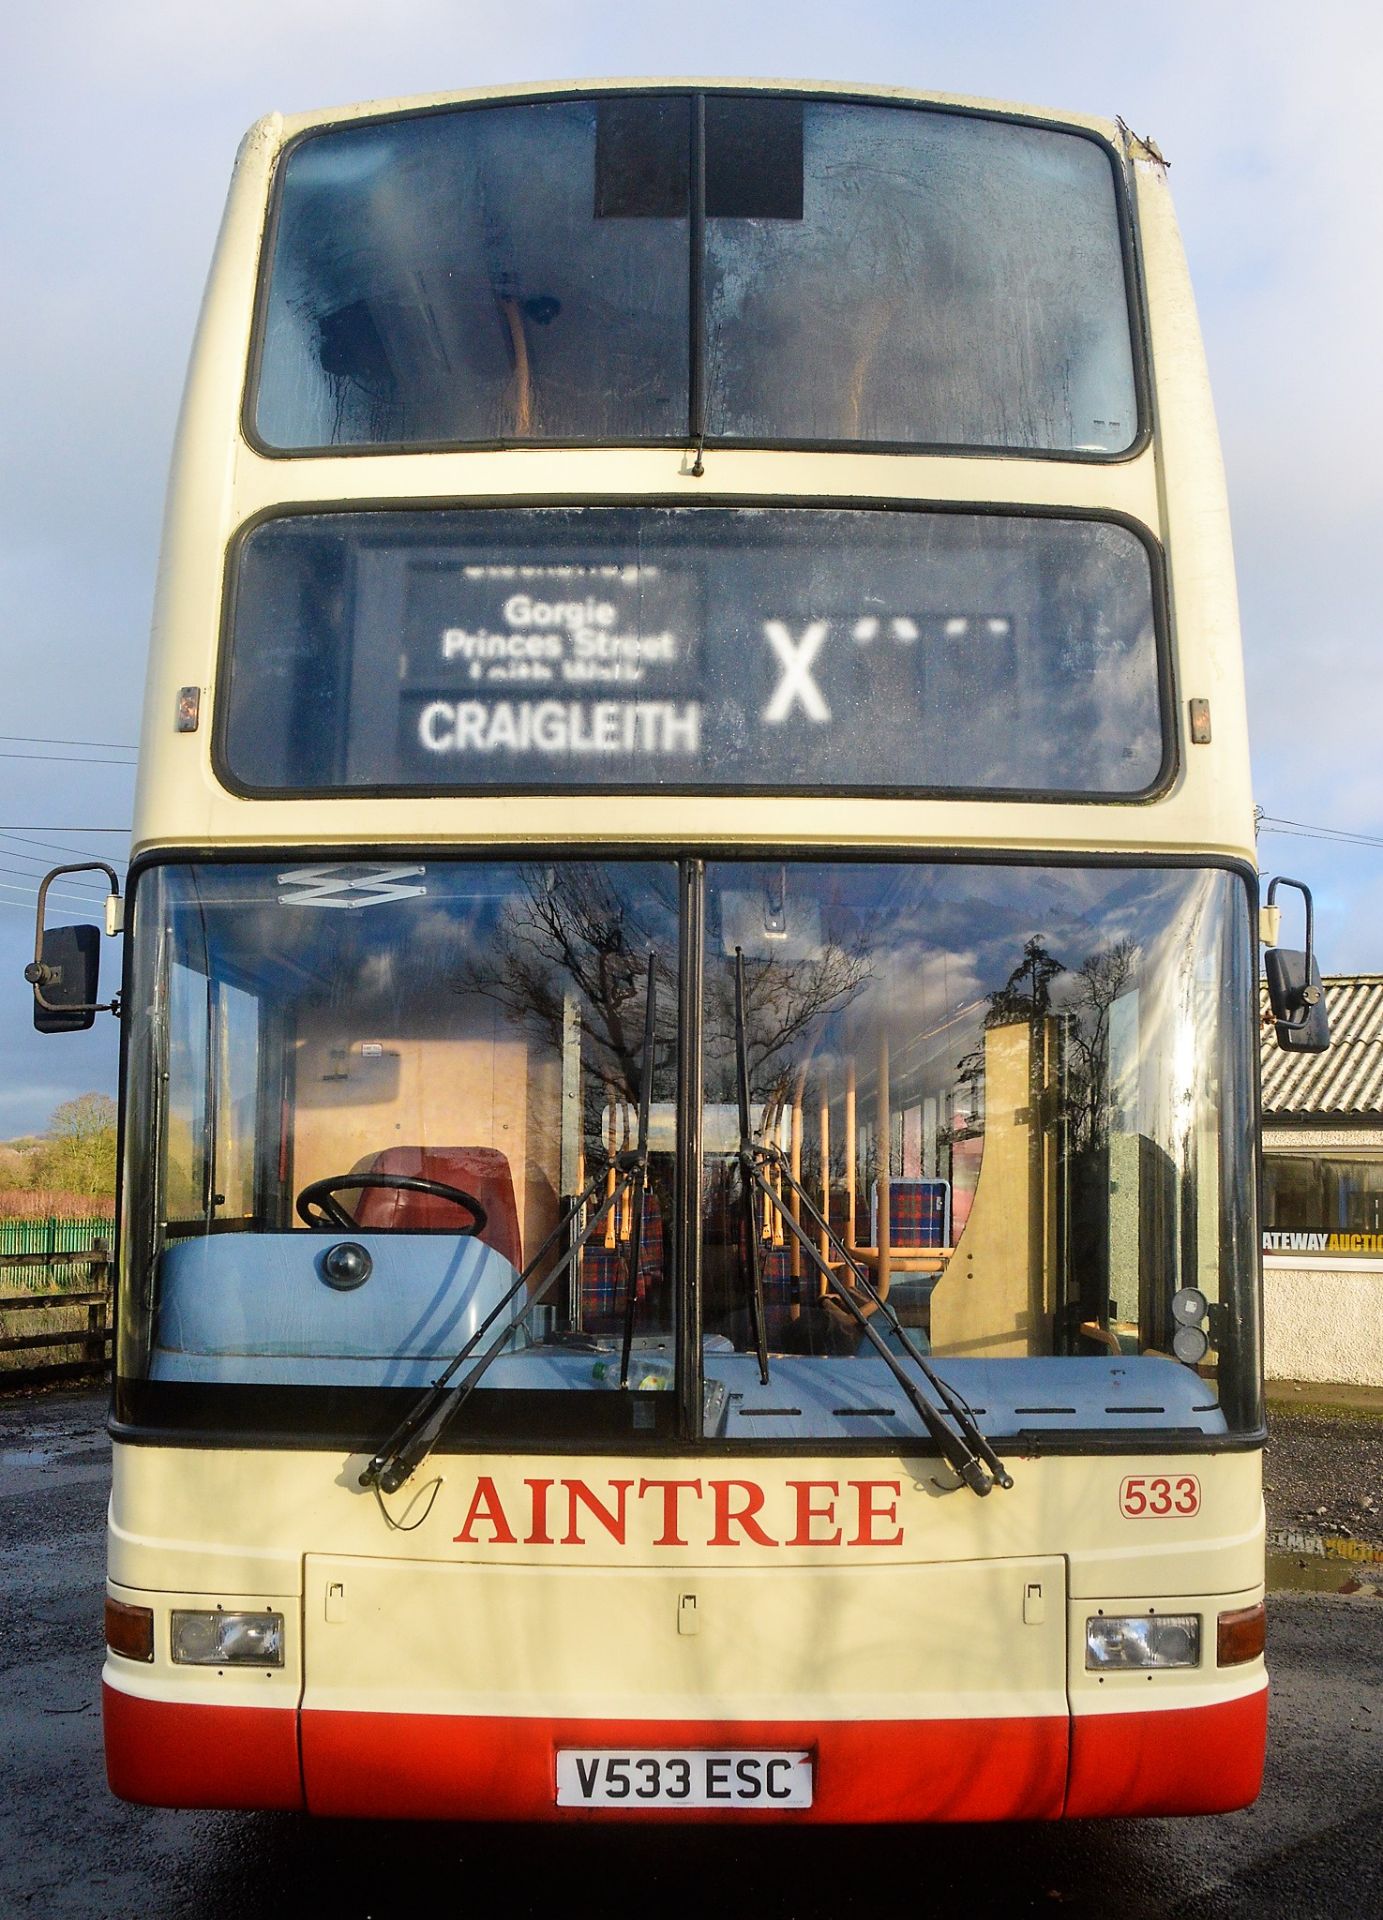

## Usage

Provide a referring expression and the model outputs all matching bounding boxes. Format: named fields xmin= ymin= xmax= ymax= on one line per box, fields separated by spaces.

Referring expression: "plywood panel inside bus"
xmin=290 ymin=997 xmax=562 ymax=1257
xmin=929 ymin=1019 xmax=1047 ymax=1357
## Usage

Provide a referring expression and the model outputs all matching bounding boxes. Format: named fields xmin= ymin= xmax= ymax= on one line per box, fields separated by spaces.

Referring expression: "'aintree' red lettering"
xmin=454 ymin=1475 xmax=517 ymax=1546
xmin=524 ymin=1478 xmax=555 ymax=1546
xmin=786 ymin=1479 xmax=842 ymax=1546
xmin=849 ymin=1479 xmax=904 ymax=1547
xmin=562 ymin=1478 xmax=634 ymax=1545
xmin=709 ymin=1479 xmax=776 ymax=1547
xmin=450 ymin=1474 xmax=909 ymax=1550
xmin=637 ymin=1479 xmax=704 ymax=1546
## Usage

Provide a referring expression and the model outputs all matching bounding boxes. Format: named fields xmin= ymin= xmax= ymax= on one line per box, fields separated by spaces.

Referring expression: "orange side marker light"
xmin=105 ymin=1596 xmax=154 ymax=1662
xmin=1216 ymin=1600 xmax=1266 ymax=1666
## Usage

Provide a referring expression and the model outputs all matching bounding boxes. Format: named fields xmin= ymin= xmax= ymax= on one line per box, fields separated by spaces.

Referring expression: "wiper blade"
xmin=361 ymin=952 xmax=663 ymax=1496
xmin=617 ymin=953 xmax=658 ymax=1389
xmin=360 ymin=1158 xmax=633 ymax=1495
xmin=744 ymin=1142 xmax=1013 ymax=1497
xmin=733 ymin=949 xmax=772 ymax=1386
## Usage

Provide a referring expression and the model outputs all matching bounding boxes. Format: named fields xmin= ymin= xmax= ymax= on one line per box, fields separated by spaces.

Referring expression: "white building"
xmin=1260 ymin=975 xmax=1383 ymax=1388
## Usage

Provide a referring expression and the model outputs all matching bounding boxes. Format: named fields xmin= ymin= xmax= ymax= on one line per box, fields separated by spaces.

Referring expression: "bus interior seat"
xmin=759 ymin=1245 xmax=800 ymax=1345
xmin=871 ymin=1177 xmax=951 ymax=1251
xmin=350 ymin=1145 xmax=522 ymax=1269
xmin=580 ymin=1189 xmax=663 ymax=1333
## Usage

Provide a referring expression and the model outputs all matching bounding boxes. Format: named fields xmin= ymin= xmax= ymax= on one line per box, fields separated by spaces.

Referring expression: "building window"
xmin=1262 ymin=1153 xmax=1383 ymax=1253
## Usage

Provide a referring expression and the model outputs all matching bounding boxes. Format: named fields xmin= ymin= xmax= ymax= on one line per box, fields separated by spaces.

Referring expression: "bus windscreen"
xmin=219 ymin=505 xmax=1164 ymax=798
xmin=118 ymin=857 xmax=1258 ymax=1445
xmin=251 ymin=93 xmax=1138 ymax=455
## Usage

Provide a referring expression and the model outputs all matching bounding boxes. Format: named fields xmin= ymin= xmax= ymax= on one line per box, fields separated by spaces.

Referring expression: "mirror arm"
xmin=24 ymin=862 xmax=123 ymax=1016
xmin=1264 ymin=875 xmax=1322 ymax=1023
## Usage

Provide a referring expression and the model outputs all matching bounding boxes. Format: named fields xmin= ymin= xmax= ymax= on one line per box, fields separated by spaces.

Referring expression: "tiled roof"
xmin=1261 ymin=974 xmax=1383 ymax=1118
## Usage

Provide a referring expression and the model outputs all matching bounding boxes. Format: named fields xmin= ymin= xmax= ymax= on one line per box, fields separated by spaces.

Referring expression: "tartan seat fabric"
xmin=724 ymin=1224 xmax=800 ymax=1346
xmin=579 ymin=1190 xmax=664 ymax=1328
xmin=871 ymin=1178 xmax=950 ymax=1249
xmin=758 ymin=1244 xmax=798 ymax=1343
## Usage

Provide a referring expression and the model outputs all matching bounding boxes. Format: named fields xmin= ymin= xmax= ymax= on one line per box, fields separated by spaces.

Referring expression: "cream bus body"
xmin=103 ymin=82 xmax=1267 ymax=1821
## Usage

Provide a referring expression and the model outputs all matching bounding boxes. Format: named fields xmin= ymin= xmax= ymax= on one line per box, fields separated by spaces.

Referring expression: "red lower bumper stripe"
xmin=103 ymin=1685 xmax=303 ymax=1810
xmin=102 ymin=1684 xmax=1267 ymax=1821
xmin=1066 ymin=1688 xmax=1268 ymax=1817
xmin=302 ymin=1709 xmax=1068 ymax=1822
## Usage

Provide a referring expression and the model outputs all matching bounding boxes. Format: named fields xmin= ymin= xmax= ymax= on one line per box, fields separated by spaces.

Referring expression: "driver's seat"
xmin=349 ymin=1147 xmax=522 ymax=1270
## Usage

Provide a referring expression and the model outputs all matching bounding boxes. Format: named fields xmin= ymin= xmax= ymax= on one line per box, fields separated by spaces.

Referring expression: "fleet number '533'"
xmin=1119 ymin=1474 xmax=1200 ymax=1517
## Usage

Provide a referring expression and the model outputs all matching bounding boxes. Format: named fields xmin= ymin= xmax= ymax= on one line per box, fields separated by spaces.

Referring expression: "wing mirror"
xmin=24 ymin=863 xmax=123 ymax=1032
xmin=1261 ymin=876 xmax=1329 ymax=1054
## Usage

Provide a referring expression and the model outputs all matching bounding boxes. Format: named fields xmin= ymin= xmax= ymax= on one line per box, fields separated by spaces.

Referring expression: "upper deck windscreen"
xmin=251 ymin=94 xmax=1139 ymax=455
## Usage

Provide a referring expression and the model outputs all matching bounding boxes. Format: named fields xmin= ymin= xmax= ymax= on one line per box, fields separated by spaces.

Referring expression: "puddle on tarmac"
xmin=1268 ymin=1549 xmax=1383 ymax=1598
xmin=1 ymin=1447 xmax=53 ymax=1468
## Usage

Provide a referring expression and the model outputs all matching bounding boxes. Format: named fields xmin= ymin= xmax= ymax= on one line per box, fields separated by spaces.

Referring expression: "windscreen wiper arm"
xmin=359 ymin=1157 xmax=635 ymax=1495
xmin=733 ymin=949 xmax=772 ymax=1386
xmin=361 ymin=954 xmax=662 ymax=1496
xmin=618 ymin=953 xmax=658 ymax=1389
xmin=742 ymin=1138 xmax=1013 ymax=1498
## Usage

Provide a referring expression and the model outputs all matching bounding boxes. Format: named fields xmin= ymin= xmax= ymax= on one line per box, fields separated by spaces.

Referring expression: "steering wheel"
xmin=295 ymin=1173 xmax=489 ymax=1235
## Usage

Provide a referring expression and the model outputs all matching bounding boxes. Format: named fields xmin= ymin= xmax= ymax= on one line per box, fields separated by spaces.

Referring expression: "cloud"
xmin=4 ymin=0 xmax=1383 ymax=1133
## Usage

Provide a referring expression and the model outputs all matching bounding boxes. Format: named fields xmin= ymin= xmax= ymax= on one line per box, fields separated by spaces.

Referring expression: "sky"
xmin=1 ymin=0 xmax=1380 ymax=1135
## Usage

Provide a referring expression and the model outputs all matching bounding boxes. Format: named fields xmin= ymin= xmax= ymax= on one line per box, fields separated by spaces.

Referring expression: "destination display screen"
xmin=405 ymin=559 xmax=701 ymax=765
xmin=219 ymin=505 xmax=1164 ymax=796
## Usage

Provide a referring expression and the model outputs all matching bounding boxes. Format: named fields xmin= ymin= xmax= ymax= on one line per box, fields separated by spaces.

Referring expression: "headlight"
xmin=170 ymin=1609 xmax=284 ymax=1667
xmin=1085 ymin=1613 xmax=1200 ymax=1670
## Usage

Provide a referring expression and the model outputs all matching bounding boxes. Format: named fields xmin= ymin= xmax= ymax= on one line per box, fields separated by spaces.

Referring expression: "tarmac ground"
xmin=1264 ymin=1385 xmax=1383 ymax=1597
xmin=2 ymin=1382 xmax=1379 ymax=1920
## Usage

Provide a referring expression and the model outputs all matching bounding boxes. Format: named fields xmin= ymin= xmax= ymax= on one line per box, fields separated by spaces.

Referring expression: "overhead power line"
xmin=0 ymin=842 xmax=116 ymax=873
xmin=0 ymin=831 xmax=128 ymax=868
xmin=0 ymin=844 xmax=79 ymax=874
xmin=1258 ymin=813 xmax=1383 ymax=853
xmin=0 ymin=899 xmax=105 ymax=919
xmin=0 ymin=880 xmax=111 ymax=913
xmin=0 ymin=733 xmax=137 ymax=752
xmin=0 ymin=862 xmax=107 ymax=893
xmin=0 ymin=864 xmax=106 ymax=890
xmin=0 ymin=750 xmax=136 ymax=767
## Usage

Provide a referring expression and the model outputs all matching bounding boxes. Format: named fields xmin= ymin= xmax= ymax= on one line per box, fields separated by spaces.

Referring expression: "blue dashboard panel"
xmin=150 ymin=1233 xmax=523 ymax=1386
xmin=147 ymin=1234 xmax=1226 ymax=1435
xmin=706 ymin=1353 xmax=1227 ymax=1440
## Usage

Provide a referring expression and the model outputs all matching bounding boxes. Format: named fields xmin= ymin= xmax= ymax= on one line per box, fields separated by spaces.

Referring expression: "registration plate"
xmin=556 ymin=1748 xmax=813 ymax=1809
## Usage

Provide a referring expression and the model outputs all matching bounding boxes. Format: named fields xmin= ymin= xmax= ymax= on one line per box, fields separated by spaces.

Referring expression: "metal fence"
xmin=0 ymin=1216 xmax=114 ymax=1258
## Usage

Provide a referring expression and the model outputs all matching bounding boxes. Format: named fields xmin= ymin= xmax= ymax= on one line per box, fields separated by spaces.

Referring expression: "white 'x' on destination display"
xmin=761 ymin=621 xmax=832 ymax=723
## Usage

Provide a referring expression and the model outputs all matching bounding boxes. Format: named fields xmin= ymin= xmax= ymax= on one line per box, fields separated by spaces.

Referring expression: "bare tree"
xmin=455 ymin=864 xmax=679 ymax=1113
xmin=984 ymin=935 xmax=1065 ymax=1025
xmin=1065 ymin=938 xmax=1138 ymax=1149
xmin=704 ymin=943 xmax=874 ymax=1114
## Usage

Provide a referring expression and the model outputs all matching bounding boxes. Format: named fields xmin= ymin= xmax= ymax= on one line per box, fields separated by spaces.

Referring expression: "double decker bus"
xmin=67 ymin=82 xmax=1281 ymax=1820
